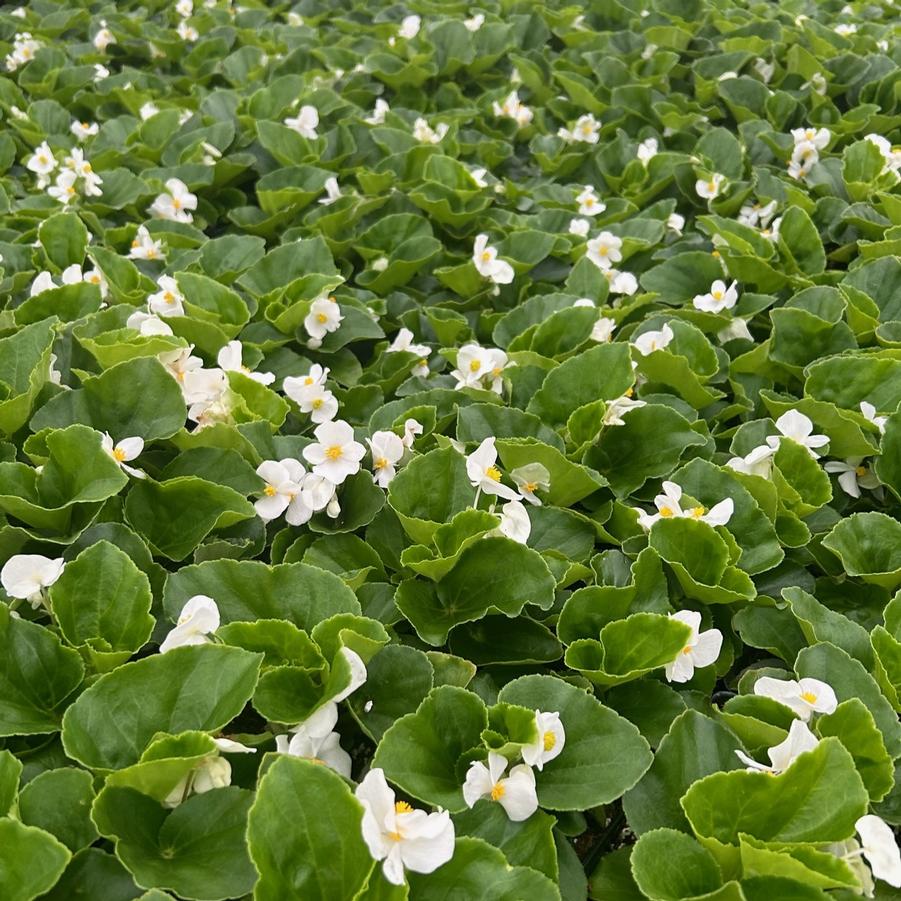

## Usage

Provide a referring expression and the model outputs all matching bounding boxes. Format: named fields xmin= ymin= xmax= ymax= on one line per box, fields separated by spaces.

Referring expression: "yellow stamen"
xmin=173 ymin=198 xmax=181 ymax=209
xmin=395 ymin=801 xmax=413 ymax=814
xmin=374 ymin=456 xmax=388 ymax=470
xmin=855 ymin=465 xmax=867 ymax=477
xmin=469 ymin=359 xmax=481 ymax=373
xmin=660 ymin=506 xmax=674 ymax=518
xmin=712 ymin=290 xmax=723 ymax=300
xmin=303 ymin=377 xmax=314 ymax=385
xmin=690 ymin=506 xmax=706 ymax=518
xmin=316 ymin=313 xmax=328 ymax=324
xmin=711 ymin=250 xmax=720 ymax=258
xmin=524 ymin=481 xmax=538 ymax=493
xmin=481 ymin=250 xmax=492 ymax=262
xmin=112 ymin=447 xmax=127 ymax=462
xmin=543 ymin=732 xmax=556 ymax=752
xmin=263 ymin=485 xmax=277 ymax=496
xmin=388 ymin=830 xmax=403 ymax=842
xmin=707 ymin=180 xmax=717 ymax=193
xmin=490 ymin=783 xmax=505 ymax=801
xmin=681 ymin=645 xmax=693 ymax=655
xmin=485 ymin=465 xmax=501 ymax=481
xmin=326 ymin=445 xmax=343 ymax=460
xmin=311 ymin=398 xmax=323 ymax=409
xmin=800 ymin=691 xmax=817 ymax=704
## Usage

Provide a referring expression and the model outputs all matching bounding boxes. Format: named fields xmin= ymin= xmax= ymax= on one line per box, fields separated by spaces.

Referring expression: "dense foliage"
xmin=0 ymin=0 xmax=900 ymax=899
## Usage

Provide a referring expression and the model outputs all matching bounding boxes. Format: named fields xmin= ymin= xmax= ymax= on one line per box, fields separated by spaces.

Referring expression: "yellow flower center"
xmin=490 ymin=783 xmax=505 ymax=801
xmin=173 ymin=198 xmax=182 ymax=209
xmin=689 ymin=506 xmax=706 ymax=518
xmin=681 ymin=645 xmax=693 ymax=655
xmin=395 ymin=801 xmax=413 ymax=814
xmin=303 ymin=376 xmax=314 ymax=385
xmin=388 ymin=830 xmax=403 ymax=842
xmin=326 ymin=445 xmax=343 ymax=460
xmin=485 ymin=465 xmax=501 ymax=481
xmin=712 ymin=290 xmax=723 ymax=300
xmin=316 ymin=313 xmax=328 ymax=324
xmin=481 ymin=250 xmax=492 ymax=262
xmin=82 ymin=122 xmax=90 ymax=129
xmin=147 ymin=248 xmax=157 ymax=259
xmin=263 ymin=485 xmax=277 ymax=496
xmin=469 ymin=359 xmax=481 ymax=373
xmin=38 ymin=154 xmax=48 ymax=164
xmin=374 ymin=456 xmax=388 ymax=470
xmin=311 ymin=398 xmax=323 ymax=409
xmin=164 ymin=291 xmax=175 ymax=303
xmin=112 ymin=447 xmax=127 ymax=462
xmin=585 ymin=196 xmax=594 ymax=207
xmin=524 ymin=481 xmax=538 ymax=493
xmin=543 ymin=732 xmax=556 ymax=752
xmin=855 ymin=465 xmax=867 ymax=477
xmin=660 ymin=506 xmax=674 ymax=518
xmin=800 ymin=691 xmax=817 ymax=704
xmin=597 ymin=245 xmax=608 ymax=256
xmin=66 ymin=185 xmax=76 ymax=195
xmin=707 ymin=180 xmax=717 ymax=193
xmin=711 ymin=250 xmax=720 ymax=258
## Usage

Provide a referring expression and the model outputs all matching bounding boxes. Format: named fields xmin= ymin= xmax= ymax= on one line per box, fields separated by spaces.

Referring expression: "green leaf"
xmin=372 ymin=686 xmax=488 ymax=812
xmin=247 ymin=756 xmax=373 ymax=901
xmin=0 ymin=818 xmax=71 ymax=901
xmin=631 ymin=828 xmax=723 ymax=901
xmin=0 ymin=604 xmax=84 ymax=737
xmin=406 ymin=836 xmax=561 ymax=900
xmin=39 ymin=211 xmax=88 ymax=270
xmin=92 ymin=786 xmax=256 ymax=901
xmin=48 ymin=540 xmax=154 ymax=667
xmin=31 ymin=357 xmax=188 ymax=441
xmin=18 ymin=768 xmax=97 ymax=852
xmin=61 ymin=644 xmax=262 ymax=769
xmin=162 ymin=559 xmax=360 ymax=631
xmin=681 ymin=738 xmax=869 ymax=845
xmin=497 ymin=674 xmax=653 ymax=810
xmin=624 ymin=710 xmax=745 ymax=835
xmin=124 ymin=476 xmax=255 ymax=561
xmin=821 ymin=512 xmax=901 ymax=590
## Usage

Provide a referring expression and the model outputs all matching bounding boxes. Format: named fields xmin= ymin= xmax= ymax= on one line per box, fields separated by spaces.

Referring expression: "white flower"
xmin=576 ymin=185 xmax=605 ymax=217
xmin=856 ymin=815 xmax=901 ymax=888
xmin=387 ymin=328 xmax=430 ymax=377
xmin=802 ymin=72 xmax=828 ymax=95
xmin=465 ymin=437 xmax=519 ymax=502
xmin=176 ymin=19 xmax=199 ymax=41
xmin=255 ymin=458 xmax=313 ymax=525
xmin=693 ymin=279 xmax=739 ymax=314
xmin=1 ymin=555 xmax=65 ymax=606
xmin=521 ymin=710 xmax=565 ymax=771
xmin=397 ymin=14 xmax=421 ymax=39
xmin=766 ymin=410 xmax=829 ymax=459
xmin=402 ymin=418 xmax=423 ymax=449
xmin=788 ymin=141 xmax=818 ymax=180
xmin=603 ymin=392 xmax=645 ymax=426
xmin=302 ymin=420 xmax=366 ymax=485
xmin=217 ymin=340 xmax=275 ymax=386
xmin=299 ymin=385 xmax=340 ymax=423
xmin=364 ymin=99 xmax=390 ymax=125
xmin=860 ymin=401 xmax=887 ymax=434
xmin=696 ymin=173 xmax=725 ymax=200
xmin=463 ymin=752 xmax=538 ymax=822
xmin=160 ymin=595 xmax=220 ymax=653
xmin=727 ymin=444 xmax=775 ymax=478
xmin=129 ymin=225 xmax=165 ymax=261
xmin=101 ymin=432 xmax=146 ymax=479
xmin=824 ymin=457 xmax=880 ymax=499
xmin=604 ymin=269 xmax=639 ymax=296
xmin=492 ymin=90 xmax=533 ymax=127
xmin=304 ymin=296 xmax=343 ymax=342
xmin=558 ymin=114 xmax=601 ymax=144
xmin=5 ymin=32 xmax=41 ymax=71
xmin=717 ymin=318 xmax=753 ymax=343
xmin=632 ymin=323 xmax=674 ymax=355
xmin=467 ymin=166 xmax=488 ymax=188
xmin=94 ymin=63 xmax=110 ymax=81
xmin=586 ymin=232 xmax=622 ymax=270
xmin=569 ymin=218 xmax=590 ymax=237
xmin=70 ymin=119 xmax=98 ymax=141
xmin=664 ymin=610 xmax=723 ymax=683
xmin=139 ymin=102 xmax=160 ymax=121
xmin=150 ymin=178 xmax=197 ymax=223
xmin=368 ymin=430 xmax=405 ymax=488
xmin=412 ymin=117 xmax=448 ymax=144
xmin=510 ymin=463 xmax=550 ymax=506
xmin=284 ymin=104 xmax=319 ymax=138
xmin=738 ymin=200 xmax=778 ymax=228
xmin=791 ymin=127 xmax=830 ymax=150
xmin=93 ymin=21 xmax=116 ymax=52
xmin=753 ymin=676 xmax=838 ymax=721
xmin=667 ymin=212 xmax=685 ymax=234
xmin=464 ymin=12 xmax=485 ymax=31
xmin=276 ymin=702 xmax=351 ymax=777
xmin=176 ymin=0 xmax=193 ymax=15
xmin=495 ymin=500 xmax=531 ymax=544
xmin=26 ymin=141 xmax=56 ymax=181
xmin=356 ymin=768 xmax=455 ymax=886
xmin=634 ymin=481 xmax=733 ymax=531
xmin=472 ymin=234 xmax=514 ymax=285
xmin=127 ymin=310 xmax=174 ymax=336
xmin=735 ymin=719 xmax=818 ymax=774
xmin=62 ymin=148 xmax=102 ymax=196
xmin=147 ymin=275 xmax=185 ymax=317
xmin=834 ymin=23 xmax=857 ymax=36
xmin=317 ymin=176 xmax=341 ymax=206
xmin=865 ymin=134 xmax=901 ymax=176
xmin=637 ymin=137 xmax=658 ymax=165
xmin=754 ymin=58 xmax=775 ymax=82
xmin=47 ymin=169 xmax=78 ymax=205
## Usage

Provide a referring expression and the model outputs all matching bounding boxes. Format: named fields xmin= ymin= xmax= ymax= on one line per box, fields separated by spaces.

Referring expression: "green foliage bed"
xmin=0 ymin=1 xmax=900 ymax=899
